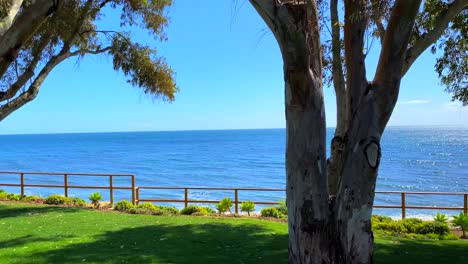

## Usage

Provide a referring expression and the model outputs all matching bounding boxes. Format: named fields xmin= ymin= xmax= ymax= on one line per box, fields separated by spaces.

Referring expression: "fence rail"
xmin=0 ymin=171 xmax=136 ymax=205
xmin=1 ymin=171 xmax=467 ymax=218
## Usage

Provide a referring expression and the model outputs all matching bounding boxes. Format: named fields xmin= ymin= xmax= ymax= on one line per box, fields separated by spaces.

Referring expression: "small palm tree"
xmin=88 ymin=192 xmax=103 ymax=208
xmin=452 ymin=213 xmax=468 ymax=238
xmin=434 ymin=212 xmax=448 ymax=223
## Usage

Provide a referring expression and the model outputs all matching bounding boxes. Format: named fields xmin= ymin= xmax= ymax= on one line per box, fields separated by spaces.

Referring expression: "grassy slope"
xmin=0 ymin=203 xmax=466 ymax=264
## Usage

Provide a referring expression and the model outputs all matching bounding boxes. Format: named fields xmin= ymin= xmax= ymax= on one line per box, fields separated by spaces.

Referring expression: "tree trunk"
xmin=250 ymin=0 xmax=423 ymax=263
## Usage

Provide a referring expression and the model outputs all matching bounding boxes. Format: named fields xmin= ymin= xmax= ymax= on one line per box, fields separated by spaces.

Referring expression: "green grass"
xmin=0 ymin=203 xmax=466 ymax=264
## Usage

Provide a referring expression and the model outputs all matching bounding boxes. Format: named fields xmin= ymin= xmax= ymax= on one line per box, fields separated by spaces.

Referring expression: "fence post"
xmin=135 ymin=187 xmax=140 ymax=205
xmin=64 ymin=174 xmax=68 ymax=197
xmin=184 ymin=188 xmax=188 ymax=208
xmin=20 ymin=173 xmax=24 ymax=196
xmin=234 ymin=189 xmax=239 ymax=214
xmin=131 ymin=175 xmax=136 ymax=205
xmin=464 ymin=194 xmax=467 ymax=215
xmin=401 ymin=193 xmax=406 ymax=219
xmin=109 ymin=175 xmax=113 ymax=206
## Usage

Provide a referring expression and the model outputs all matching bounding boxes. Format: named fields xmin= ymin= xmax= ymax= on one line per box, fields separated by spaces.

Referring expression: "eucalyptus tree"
xmin=249 ymin=0 xmax=467 ymax=263
xmin=0 ymin=0 xmax=177 ymax=121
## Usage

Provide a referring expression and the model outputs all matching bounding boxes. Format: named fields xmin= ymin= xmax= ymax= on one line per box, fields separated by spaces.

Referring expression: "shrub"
xmin=0 ymin=191 xmax=7 ymax=200
xmin=70 ymin=197 xmax=87 ymax=207
xmin=24 ymin=195 xmax=42 ymax=202
xmin=373 ymin=220 xmax=405 ymax=234
xmin=440 ymin=233 xmax=460 ymax=240
xmin=44 ymin=194 xmax=69 ymax=205
xmin=416 ymin=222 xmax=450 ymax=235
xmin=6 ymin=193 xmax=24 ymax=201
xmin=216 ymin=198 xmax=233 ymax=214
xmin=201 ymin=206 xmax=216 ymax=214
xmin=401 ymin=218 xmax=423 ymax=233
xmin=240 ymin=201 xmax=256 ymax=216
xmin=155 ymin=205 xmax=179 ymax=215
xmin=434 ymin=212 xmax=449 ymax=223
xmin=88 ymin=192 xmax=103 ymax=208
xmin=180 ymin=205 xmax=214 ymax=216
xmin=261 ymin=207 xmax=284 ymax=219
xmin=136 ymin=202 xmax=157 ymax=211
xmin=114 ymin=200 xmax=134 ymax=211
xmin=371 ymin=215 xmax=392 ymax=223
xmin=277 ymin=199 xmax=287 ymax=216
xmin=452 ymin=212 xmax=468 ymax=238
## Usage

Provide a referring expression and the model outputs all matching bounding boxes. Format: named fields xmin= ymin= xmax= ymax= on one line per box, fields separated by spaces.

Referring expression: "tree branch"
xmin=0 ymin=32 xmax=53 ymax=102
xmin=370 ymin=0 xmax=386 ymax=43
xmin=402 ymin=0 xmax=467 ymax=76
xmin=344 ymin=0 xmax=368 ymax=129
xmin=69 ymin=46 xmax=112 ymax=57
xmin=373 ymin=0 xmax=422 ymax=131
xmin=0 ymin=49 xmax=71 ymax=121
xmin=330 ymin=0 xmax=346 ymax=137
xmin=0 ymin=0 xmax=60 ymax=78
xmin=0 ymin=0 xmax=23 ymax=37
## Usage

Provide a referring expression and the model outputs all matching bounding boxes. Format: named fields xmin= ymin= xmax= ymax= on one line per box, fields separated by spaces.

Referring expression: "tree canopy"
xmin=0 ymin=0 xmax=177 ymax=121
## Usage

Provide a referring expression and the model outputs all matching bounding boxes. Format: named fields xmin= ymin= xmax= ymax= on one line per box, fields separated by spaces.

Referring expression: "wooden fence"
xmin=0 ymin=171 xmax=135 ymax=205
xmin=1 ymin=171 xmax=467 ymax=219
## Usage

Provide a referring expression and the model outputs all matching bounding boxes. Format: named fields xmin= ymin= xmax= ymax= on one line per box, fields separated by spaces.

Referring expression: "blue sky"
xmin=0 ymin=1 xmax=466 ymax=135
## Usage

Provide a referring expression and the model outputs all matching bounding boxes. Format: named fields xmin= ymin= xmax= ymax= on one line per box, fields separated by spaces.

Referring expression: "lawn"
xmin=0 ymin=203 xmax=466 ymax=264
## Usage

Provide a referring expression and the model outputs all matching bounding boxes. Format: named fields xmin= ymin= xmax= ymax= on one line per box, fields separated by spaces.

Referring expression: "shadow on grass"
xmin=0 ymin=204 xmax=78 ymax=219
xmin=0 ymin=234 xmax=75 ymax=249
xmin=31 ymin=222 xmax=288 ymax=264
xmin=374 ymin=236 xmax=468 ymax=264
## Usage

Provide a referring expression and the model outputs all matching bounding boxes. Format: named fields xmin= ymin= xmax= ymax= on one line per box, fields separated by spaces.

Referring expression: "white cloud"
xmin=398 ymin=100 xmax=430 ymax=105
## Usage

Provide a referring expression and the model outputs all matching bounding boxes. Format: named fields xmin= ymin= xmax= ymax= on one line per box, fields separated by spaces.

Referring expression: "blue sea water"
xmin=0 ymin=127 xmax=467 ymax=218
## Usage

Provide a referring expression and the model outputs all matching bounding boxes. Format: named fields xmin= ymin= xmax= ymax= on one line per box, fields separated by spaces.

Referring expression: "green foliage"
xmin=0 ymin=0 xmax=177 ymax=122
xmin=260 ymin=207 xmax=285 ymax=219
xmin=180 ymin=205 xmax=215 ymax=216
xmin=111 ymin=36 xmax=177 ymax=101
xmin=277 ymin=200 xmax=287 ymax=216
xmin=114 ymin=200 xmax=134 ymax=211
xmin=216 ymin=198 xmax=233 ymax=214
xmin=372 ymin=215 xmax=393 ymax=223
xmin=70 ymin=197 xmax=87 ymax=207
xmin=373 ymin=216 xmax=450 ymax=238
xmin=88 ymin=192 xmax=103 ymax=208
xmin=452 ymin=212 xmax=468 ymax=238
xmin=44 ymin=194 xmax=69 ymax=205
xmin=401 ymin=218 xmax=424 ymax=233
xmin=240 ymin=201 xmax=255 ymax=216
xmin=154 ymin=205 xmax=179 ymax=215
xmin=24 ymin=195 xmax=42 ymax=202
xmin=136 ymin=202 xmax=157 ymax=211
xmin=0 ymin=191 xmax=8 ymax=200
xmin=434 ymin=212 xmax=448 ymax=223
xmin=422 ymin=0 xmax=468 ymax=105
xmin=416 ymin=222 xmax=449 ymax=235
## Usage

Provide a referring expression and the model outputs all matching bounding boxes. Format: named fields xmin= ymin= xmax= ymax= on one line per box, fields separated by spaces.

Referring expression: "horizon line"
xmin=1 ymin=125 xmax=467 ymax=136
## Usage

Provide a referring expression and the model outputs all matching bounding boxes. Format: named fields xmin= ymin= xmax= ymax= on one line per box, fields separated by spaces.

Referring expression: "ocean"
xmin=0 ymin=127 xmax=467 ymax=219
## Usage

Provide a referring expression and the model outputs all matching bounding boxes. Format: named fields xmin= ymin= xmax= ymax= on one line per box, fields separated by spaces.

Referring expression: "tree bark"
xmin=0 ymin=0 xmax=60 ymax=77
xmin=0 ymin=0 xmax=24 ymax=37
xmin=327 ymin=0 xmax=347 ymax=196
xmin=250 ymin=1 xmax=334 ymax=262
xmin=249 ymin=0 xmax=430 ymax=263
